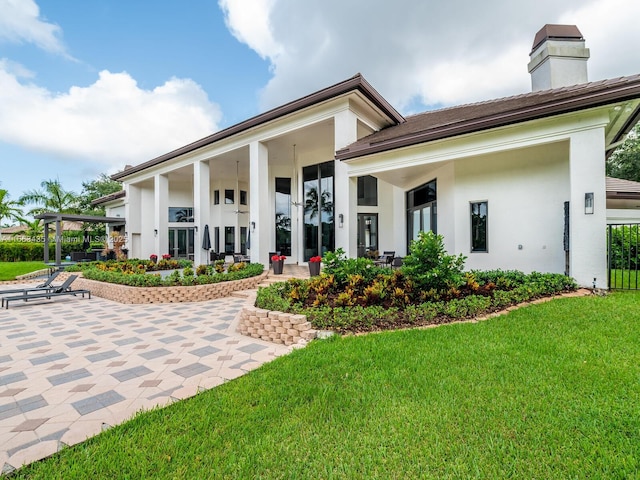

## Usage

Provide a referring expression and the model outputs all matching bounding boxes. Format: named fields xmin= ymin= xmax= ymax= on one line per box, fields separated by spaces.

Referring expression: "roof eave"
xmin=112 ymin=74 xmax=405 ymax=181
xmin=337 ymin=80 xmax=640 ymax=161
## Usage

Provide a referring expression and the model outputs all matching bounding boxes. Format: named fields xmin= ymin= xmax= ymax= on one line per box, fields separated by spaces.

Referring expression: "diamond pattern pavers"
xmin=0 ymin=288 xmax=292 ymax=471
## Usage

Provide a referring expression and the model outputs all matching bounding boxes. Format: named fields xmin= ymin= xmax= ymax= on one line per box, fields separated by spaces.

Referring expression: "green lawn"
xmin=13 ymin=293 xmax=640 ymax=479
xmin=609 ymin=268 xmax=640 ymax=289
xmin=0 ymin=261 xmax=48 ymax=281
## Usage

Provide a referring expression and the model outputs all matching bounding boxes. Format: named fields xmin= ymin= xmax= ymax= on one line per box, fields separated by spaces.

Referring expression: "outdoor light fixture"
xmin=585 ymin=192 xmax=594 ymax=214
xmin=251 ymin=221 xmax=256 ymax=230
xmin=154 ymin=229 xmax=158 ymax=236
xmin=338 ymin=214 xmax=344 ymax=228
xmin=194 ymin=225 xmax=198 ymax=233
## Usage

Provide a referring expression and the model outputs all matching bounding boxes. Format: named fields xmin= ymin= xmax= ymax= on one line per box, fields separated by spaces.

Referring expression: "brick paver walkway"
xmin=0 ymin=289 xmax=291 ymax=474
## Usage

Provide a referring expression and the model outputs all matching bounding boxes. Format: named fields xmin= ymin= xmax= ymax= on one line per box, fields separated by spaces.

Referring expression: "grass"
xmin=12 ymin=292 xmax=640 ymax=479
xmin=609 ymin=268 xmax=640 ymax=289
xmin=0 ymin=261 xmax=47 ymax=281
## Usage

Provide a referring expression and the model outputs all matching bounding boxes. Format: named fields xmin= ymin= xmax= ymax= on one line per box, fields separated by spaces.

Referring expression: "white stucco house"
xmin=97 ymin=25 xmax=640 ymax=288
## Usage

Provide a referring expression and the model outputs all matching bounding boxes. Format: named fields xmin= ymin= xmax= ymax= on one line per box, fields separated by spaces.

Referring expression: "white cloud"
xmin=218 ymin=0 xmax=283 ymax=62
xmin=0 ymin=0 xmax=69 ymax=57
xmin=220 ymin=0 xmax=639 ymax=112
xmin=0 ymin=62 xmax=222 ymax=170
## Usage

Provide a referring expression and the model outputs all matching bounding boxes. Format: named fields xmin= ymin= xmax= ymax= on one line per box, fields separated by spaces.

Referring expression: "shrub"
xmin=402 ymin=231 xmax=466 ymax=292
xmin=321 ymin=248 xmax=386 ymax=286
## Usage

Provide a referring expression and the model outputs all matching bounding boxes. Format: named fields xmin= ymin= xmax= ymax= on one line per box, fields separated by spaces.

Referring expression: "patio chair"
xmin=0 ymin=271 xmax=60 ymax=296
xmin=3 ymin=275 xmax=91 ymax=309
xmin=391 ymin=257 xmax=403 ymax=269
xmin=2 ymin=275 xmax=77 ymax=307
xmin=375 ymin=251 xmax=395 ymax=267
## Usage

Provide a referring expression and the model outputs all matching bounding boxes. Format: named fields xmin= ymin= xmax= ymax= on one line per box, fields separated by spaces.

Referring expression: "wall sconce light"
xmin=251 ymin=221 xmax=256 ymax=230
xmin=338 ymin=214 xmax=344 ymax=228
xmin=194 ymin=225 xmax=198 ymax=233
xmin=585 ymin=192 xmax=594 ymax=214
xmin=154 ymin=229 xmax=158 ymax=237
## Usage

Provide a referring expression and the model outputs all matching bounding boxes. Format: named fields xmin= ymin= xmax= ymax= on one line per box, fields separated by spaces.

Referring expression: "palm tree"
xmin=19 ymin=179 xmax=81 ymax=216
xmin=0 ymin=185 xmax=24 ymax=226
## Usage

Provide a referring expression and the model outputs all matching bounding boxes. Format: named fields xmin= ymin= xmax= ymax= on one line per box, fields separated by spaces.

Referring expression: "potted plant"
xmin=149 ymin=254 xmax=158 ymax=263
xmin=309 ymin=255 xmax=322 ymax=276
xmin=271 ymin=254 xmax=286 ymax=275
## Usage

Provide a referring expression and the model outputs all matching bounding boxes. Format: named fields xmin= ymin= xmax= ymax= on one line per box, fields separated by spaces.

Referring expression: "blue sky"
xmin=1 ymin=0 xmax=639 ymax=222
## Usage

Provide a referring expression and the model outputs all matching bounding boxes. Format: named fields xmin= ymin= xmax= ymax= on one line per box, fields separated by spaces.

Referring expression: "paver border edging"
xmin=57 ymin=271 xmax=268 ymax=304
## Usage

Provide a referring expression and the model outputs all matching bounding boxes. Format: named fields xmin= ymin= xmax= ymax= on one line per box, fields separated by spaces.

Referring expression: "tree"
xmin=19 ymin=179 xmax=81 ymax=216
xmin=78 ymin=173 xmax=122 ymax=216
xmin=606 ymin=122 xmax=640 ymax=181
xmin=0 ymin=184 xmax=24 ymax=226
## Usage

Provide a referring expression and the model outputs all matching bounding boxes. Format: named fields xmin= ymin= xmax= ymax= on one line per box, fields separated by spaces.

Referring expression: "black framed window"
xmin=225 ymin=189 xmax=234 ymax=204
xmin=406 ymin=179 xmax=437 ymax=249
xmin=224 ymin=226 xmax=235 ymax=253
xmin=357 ymin=175 xmax=378 ymax=206
xmin=214 ymin=226 xmax=220 ymax=253
xmin=275 ymin=177 xmax=292 ymax=256
xmin=240 ymin=190 xmax=247 ymax=205
xmin=470 ymin=201 xmax=488 ymax=252
xmin=168 ymin=207 xmax=193 ymax=222
xmin=214 ymin=190 xmax=220 ymax=205
xmin=303 ymin=161 xmax=334 ymax=261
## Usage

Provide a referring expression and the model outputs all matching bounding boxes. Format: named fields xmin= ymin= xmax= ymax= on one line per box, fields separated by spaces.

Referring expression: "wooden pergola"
xmin=35 ymin=213 xmax=125 ymax=266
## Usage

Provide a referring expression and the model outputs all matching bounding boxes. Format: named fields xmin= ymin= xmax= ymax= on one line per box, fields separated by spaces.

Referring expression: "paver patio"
xmin=0 ymin=287 xmax=291 ymax=474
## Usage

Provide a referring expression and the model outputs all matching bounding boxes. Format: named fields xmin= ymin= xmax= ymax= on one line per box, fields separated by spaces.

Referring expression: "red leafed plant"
xmin=309 ymin=256 xmax=322 ymax=263
xmin=272 ymin=255 xmax=286 ymax=262
xmin=162 ymin=254 xmax=171 ymax=260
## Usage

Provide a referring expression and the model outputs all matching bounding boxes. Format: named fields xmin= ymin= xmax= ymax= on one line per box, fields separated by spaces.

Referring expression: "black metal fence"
xmin=608 ymin=223 xmax=640 ymax=289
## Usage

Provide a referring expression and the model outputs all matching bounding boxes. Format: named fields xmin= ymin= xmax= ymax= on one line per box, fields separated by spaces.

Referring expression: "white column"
xmin=125 ymin=183 xmax=141 ymax=257
xmin=154 ymin=174 xmax=169 ymax=258
xmin=334 ymin=109 xmax=359 ymax=257
xmin=250 ymin=141 xmax=270 ymax=266
xmin=569 ymin=128 xmax=607 ymax=288
xmin=193 ymin=160 xmax=211 ymax=265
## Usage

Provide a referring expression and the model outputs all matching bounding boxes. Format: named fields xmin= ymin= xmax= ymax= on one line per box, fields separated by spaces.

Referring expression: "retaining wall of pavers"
xmin=56 ymin=271 xmax=268 ymax=304
xmin=238 ymin=306 xmax=317 ymax=345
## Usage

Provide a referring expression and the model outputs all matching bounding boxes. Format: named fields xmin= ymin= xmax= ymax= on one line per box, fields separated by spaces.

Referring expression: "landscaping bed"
xmin=256 ymin=232 xmax=578 ymax=334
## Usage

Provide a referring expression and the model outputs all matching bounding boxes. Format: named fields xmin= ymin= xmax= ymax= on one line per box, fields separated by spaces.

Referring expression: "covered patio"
xmin=35 ymin=212 xmax=125 ymax=266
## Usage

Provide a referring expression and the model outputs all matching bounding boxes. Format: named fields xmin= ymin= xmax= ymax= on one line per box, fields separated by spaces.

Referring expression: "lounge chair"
xmin=0 ymin=271 xmax=60 ymax=296
xmin=2 ymin=275 xmax=91 ymax=309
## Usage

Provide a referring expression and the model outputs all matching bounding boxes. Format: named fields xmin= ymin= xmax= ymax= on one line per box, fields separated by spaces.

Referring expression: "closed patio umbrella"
xmin=202 ymin=224 xmax=212 ymax=263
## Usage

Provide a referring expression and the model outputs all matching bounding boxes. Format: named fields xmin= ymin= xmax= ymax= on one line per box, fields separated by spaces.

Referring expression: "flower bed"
xmin=255 ymin=233 xmax=578 ymax=335
xmin=59 ymin=270 xmax=267 ymax=304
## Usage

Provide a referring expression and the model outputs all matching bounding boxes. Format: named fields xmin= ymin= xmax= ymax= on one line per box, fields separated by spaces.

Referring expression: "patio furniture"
xmin=375 ymin=251 xmax=395 ymax=267
xmin=2 ymin=275 xmax=91 ymax=309
xmin=391 ymin=257 xmax=403 ymax=269
xmin=233 ymin=253 xmax=251 ymax=263
xmin=0 ymin=271 xmax=60 ymax=296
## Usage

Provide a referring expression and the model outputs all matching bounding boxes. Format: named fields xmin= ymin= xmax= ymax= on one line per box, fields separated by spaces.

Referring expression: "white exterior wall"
xmin=568 ymin=128 xmax=607 ymax=288
xmin=453 ymin=144 xmax=570 ymax=274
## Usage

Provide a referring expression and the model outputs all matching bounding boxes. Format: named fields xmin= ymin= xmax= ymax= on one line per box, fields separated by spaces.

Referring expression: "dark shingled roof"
xmin=91 ymin=189 xmax=125 ymax=206
xmin=606 ymin=177 xmax=640 ymax=199
xmin=336 ymin=74 xmax=640 ymax=161
xmin=112 ymin=73 xmax=404 ymax=181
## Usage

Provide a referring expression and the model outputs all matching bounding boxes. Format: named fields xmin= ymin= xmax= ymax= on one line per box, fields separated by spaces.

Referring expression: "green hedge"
xmin=0 ymin=242 xmax=85 ymax=262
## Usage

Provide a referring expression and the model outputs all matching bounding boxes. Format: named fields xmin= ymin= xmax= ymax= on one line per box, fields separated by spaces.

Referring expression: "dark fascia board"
xmin=91 ymin=190 xmax=126 ymax=206
xmin=336 ymin=78 xmax=640 ymax=161
xmin=34 ymin=213 xmax=124 ymax=224
xmin=112 ymin=74 xmax=405 ymax=181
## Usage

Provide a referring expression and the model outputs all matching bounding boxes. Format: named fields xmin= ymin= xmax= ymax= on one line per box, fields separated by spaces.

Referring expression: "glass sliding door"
xmin=407 ymin=179 xmax=437 ymax=248
xmin=357 ymin=214 xmax=378 ymax=257
xmin=168 ymin=228 xmax=195 ymax=259
xmin=224 ymin=227 xmax=235 ymax=254
xmin=275 ymin=177 xmax=292 ymax=256
xmin=303 ymin=161 xmax=334 ymax=261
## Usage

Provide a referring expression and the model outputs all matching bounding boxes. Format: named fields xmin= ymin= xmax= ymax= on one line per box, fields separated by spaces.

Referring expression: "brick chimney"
xmin=527 ymin=24 xmax=590 ymax=91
